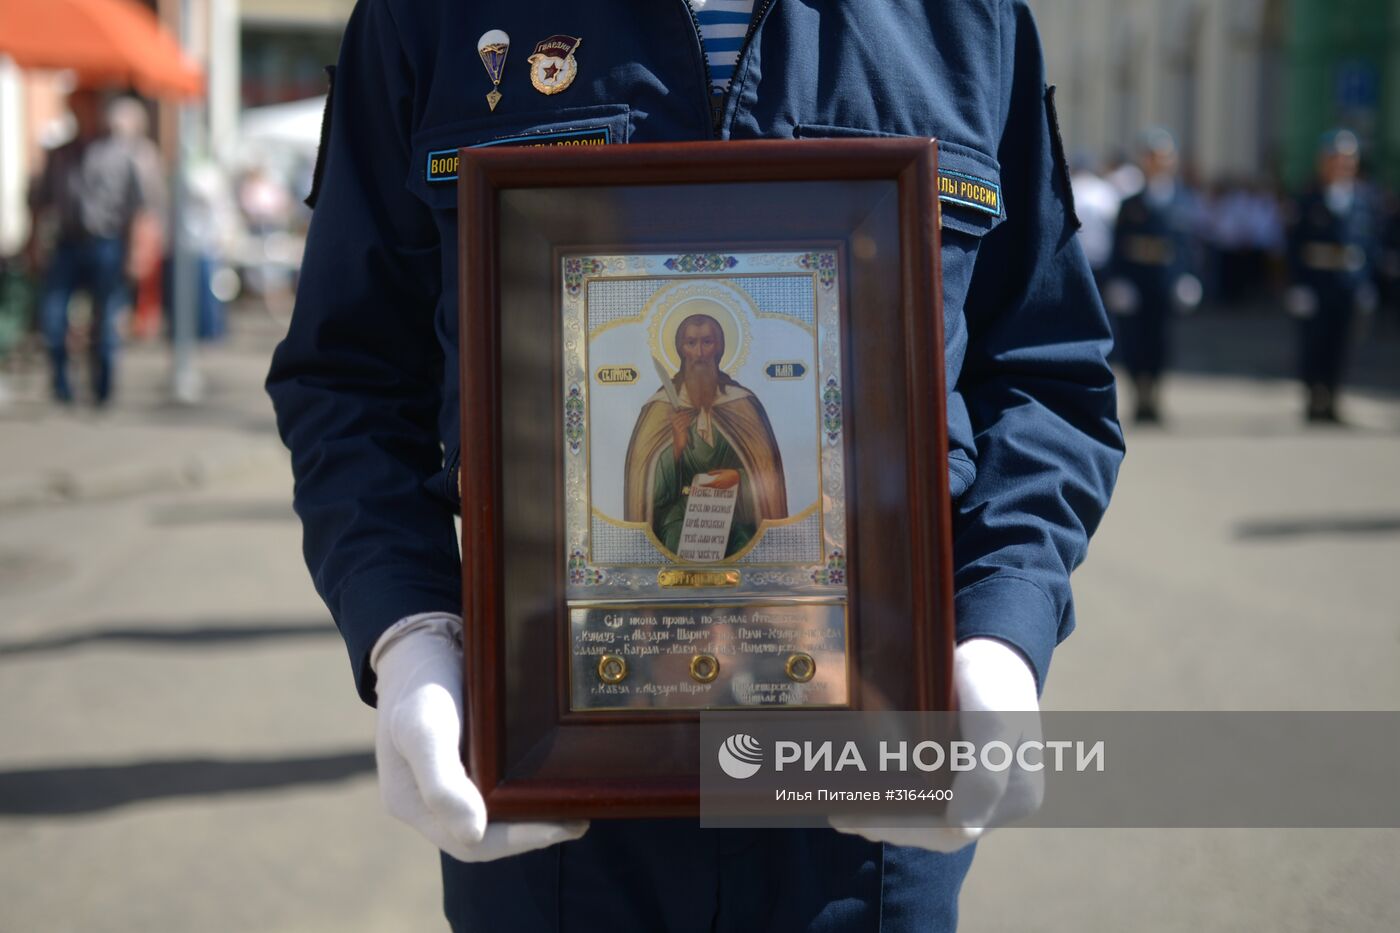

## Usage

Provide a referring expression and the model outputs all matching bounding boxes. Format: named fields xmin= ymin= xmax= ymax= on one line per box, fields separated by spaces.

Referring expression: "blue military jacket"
xmin=267 ymin=0 xmax=1124 ymax=704
xmin=1286 ymin=185 xmax=1377 ymax=299
xmin=1109 ymin=184 xmax=1195 ymax=306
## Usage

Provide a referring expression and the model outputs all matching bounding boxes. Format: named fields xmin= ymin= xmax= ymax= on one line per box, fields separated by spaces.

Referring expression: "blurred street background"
xmin=1 ymin=0 xmax=1398 ymax=931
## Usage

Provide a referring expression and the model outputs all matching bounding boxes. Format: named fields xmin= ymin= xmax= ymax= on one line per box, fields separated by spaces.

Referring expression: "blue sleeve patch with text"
xmin=426 ymin=125 xmax=613 ymax=183
xmin=938 ymin=169 xmax=1003 ymax=217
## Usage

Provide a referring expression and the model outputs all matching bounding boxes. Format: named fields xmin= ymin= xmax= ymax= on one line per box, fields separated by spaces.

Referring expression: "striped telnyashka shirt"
xmin=690 ymin=0 xmax=758 ymax=96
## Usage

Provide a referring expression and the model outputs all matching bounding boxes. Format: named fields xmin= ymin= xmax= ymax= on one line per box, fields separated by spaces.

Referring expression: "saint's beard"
xmin=682 ymin=358 xmax=720 ymax=411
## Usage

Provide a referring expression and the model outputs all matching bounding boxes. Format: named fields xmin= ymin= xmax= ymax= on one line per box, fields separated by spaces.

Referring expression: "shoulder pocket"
xmin=794 ymin=124 xmax=1006 ymax=240
xmin=406 ymin=103 xmax=630 ymax=208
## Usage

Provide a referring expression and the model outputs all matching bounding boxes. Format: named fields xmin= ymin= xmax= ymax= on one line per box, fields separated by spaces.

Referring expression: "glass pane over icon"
xmin=560 ymin=248 xmax=850 ymax=710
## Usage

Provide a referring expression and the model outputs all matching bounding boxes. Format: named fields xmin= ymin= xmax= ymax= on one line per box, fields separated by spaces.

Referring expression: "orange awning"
xmin=0 ymin=0 xmax=203 ymax=98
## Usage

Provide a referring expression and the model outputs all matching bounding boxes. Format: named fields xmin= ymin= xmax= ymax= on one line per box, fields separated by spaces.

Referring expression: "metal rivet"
xmin=689 ymin=653 xmax=720 ymax=684
xmin=785 ymin=652 xmax=816 ymax=683
xmin=597 ymin=654 xmax=627 ymax=684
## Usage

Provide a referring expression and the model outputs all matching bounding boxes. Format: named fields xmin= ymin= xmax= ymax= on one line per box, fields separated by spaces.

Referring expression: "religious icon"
xmin=559 ymin=248 xmax=851 ymax=710
xmin=622 ymin=303 xmax=788 ymax=561
xmin=455 ymin=138 xmax=954 ymax=814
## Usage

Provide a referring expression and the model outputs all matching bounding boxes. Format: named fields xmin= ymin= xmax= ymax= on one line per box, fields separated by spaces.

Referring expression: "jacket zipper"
xmin=680 ymin=0 xmax=720 ymax=137
xmin=681 ymin=0 xmax=777 ymax=138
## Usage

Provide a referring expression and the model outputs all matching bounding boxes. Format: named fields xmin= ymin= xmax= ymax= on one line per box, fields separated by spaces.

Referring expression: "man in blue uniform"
xmin=1379 ymin=193 xmax=1400 ymax=326
xmin=1103 ymin=129 xmax=1200 ymax=425
xmin=267 ymin=2 xmax=1124 ymax=929
xmin=1285 ymin=129 xmax=1378 ymax=425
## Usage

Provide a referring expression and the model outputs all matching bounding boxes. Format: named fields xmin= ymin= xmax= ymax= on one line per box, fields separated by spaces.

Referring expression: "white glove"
xmin=371 ymin=613 xmax=589 ymax=861
xmin=1174 ymin=274 xmax=1203 ymax=313
xmin=830 ymin=637 xmax=1043 ymax=853
xmin=1285 ymin=285 xmax=1319 ymax=319
xmin=1102 ymin=278 xmax=1139 ymax=315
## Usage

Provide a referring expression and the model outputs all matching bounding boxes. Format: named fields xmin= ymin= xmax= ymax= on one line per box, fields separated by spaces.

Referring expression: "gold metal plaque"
xmin=658 ymin=570 xmax=741 ymax=589
xmin=569 ymin=602 xmax=848 ymax=710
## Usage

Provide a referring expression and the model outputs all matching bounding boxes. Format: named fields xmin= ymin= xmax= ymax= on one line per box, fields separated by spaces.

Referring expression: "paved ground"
xmin=0 ymin=307 xmax=1396 ymax=931
xmin=0 ymin=315 xmax=442 ymax=931
xmin=0 ymin=311 xmax=284 ymax=510
xmin=961 ymin=315 xmax=1400 ymax=932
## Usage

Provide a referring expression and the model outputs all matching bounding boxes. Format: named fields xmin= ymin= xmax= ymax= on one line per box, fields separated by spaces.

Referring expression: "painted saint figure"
xmin=623 ymin=307 xmax=787 ymax=558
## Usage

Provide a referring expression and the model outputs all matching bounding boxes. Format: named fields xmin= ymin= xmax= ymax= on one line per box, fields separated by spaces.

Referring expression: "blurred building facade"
xmin=7 ymin=0 xmax=1398 ymax=257
xmin=152 ymin=0 xmax=351 ymax=169
xmin=1029 ymin=0 xmax=1400 ymax=189
xmin=240 ymin=0 xmax=352 ymax=107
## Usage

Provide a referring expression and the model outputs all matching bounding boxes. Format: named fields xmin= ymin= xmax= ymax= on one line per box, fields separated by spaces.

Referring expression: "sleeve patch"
xmin=426 ymin=125 xmax=613 ymax=184
xmin=938 ymin=169 xmax=1003 ymax=217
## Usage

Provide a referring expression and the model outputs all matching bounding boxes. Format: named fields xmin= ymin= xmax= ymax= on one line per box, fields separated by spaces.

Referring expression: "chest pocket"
xmin=793 ymin=124 xmax=1006 ymax=240
xmin=405 ymin=103 xmax=631 ymax=208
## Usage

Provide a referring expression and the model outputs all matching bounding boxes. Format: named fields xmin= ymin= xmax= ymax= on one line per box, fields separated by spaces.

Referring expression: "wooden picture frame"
xmin=458 ymin=138 xmax=952 ymax=820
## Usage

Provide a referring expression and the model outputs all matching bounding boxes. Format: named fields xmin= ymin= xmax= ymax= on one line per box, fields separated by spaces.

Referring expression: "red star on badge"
xmin=543 ymin=62 xmax=560 ymax=80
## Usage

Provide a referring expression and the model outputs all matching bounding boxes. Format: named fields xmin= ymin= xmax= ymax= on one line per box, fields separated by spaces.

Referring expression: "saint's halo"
xmin=645 ymin=283 xmax=755 ymax=375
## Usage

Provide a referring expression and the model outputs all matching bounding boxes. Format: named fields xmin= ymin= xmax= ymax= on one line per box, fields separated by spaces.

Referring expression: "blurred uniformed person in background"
xmin=1284 ymin=129 xmax=1378 ymax=425
xmin=266 ymin=1 xmax=1124 ymax=930
xmin=1103 ymin=128 xmax=1201 ymax=425
xmin=1377 ymin=190 xmax=1400 ymax=329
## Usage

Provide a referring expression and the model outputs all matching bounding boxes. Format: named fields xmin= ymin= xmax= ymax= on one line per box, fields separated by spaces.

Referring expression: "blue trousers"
xmin=441 ymin=821 xmax=976 ymax=932
xmin=39 ymin=237 xmax=126 ymax=403
xmin=1297 ymin=291 xmax=1357 ymax=390
xmin=1113 ymin=296 xmax=1171 ymax=379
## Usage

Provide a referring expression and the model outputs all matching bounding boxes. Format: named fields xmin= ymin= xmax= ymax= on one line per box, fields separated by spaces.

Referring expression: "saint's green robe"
xmin=651 ymin=421 xmax=757 ymax=557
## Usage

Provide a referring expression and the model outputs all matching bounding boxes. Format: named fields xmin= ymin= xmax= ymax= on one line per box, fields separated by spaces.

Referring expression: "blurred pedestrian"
xmin=162 ymin=162 xmax=238 ymax=342
xmin=1284 ymin=130 xmax=1378 ymax=425
xmin=237 ymin=165 xmax=296 ymax=316
xmin=1106 ymin=153 xmax=1145 ymax=200
xmin=1070 ymin=155 xmax=1122 ymax=289
xmin=1104 ymin=128 xmax=1201 ymax=424
xmin=26 ymin=88 xmax=149 ymax=405
xmin=1378 ymin=191 xmax=1400 ymax=327
xmin=237 ymin=165 xmax=292 ymax=236
xmin=1212 ymin=180 xmax=1286 ymax=308
xmin=107 ymin=96 xmax=168 ymax=341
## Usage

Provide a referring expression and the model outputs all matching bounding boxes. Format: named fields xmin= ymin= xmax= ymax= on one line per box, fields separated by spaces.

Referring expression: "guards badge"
xmin=528 ymin=35 xmax=582 ymax=95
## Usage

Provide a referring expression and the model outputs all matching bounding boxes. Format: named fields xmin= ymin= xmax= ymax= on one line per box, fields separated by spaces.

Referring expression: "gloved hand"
xmin=830 ymin=637 xmax=1043 ymax=853
xmin=1285 ymin=285 xmax=1319 ymax=318
xmin=1102 ymin=278 xmax=1139 ymax=315
xmin=372 ymin=612 xmax=589 ymax=861
xmin=1174 ymin=274 xmax=1203 ymax=313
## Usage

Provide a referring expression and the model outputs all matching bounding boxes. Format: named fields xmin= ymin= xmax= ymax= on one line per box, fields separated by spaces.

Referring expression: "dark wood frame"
xmin=458 ymin=139 xmax=952 ymax=820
